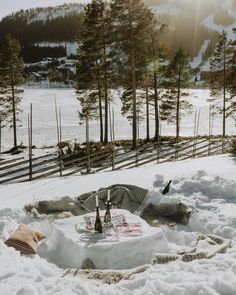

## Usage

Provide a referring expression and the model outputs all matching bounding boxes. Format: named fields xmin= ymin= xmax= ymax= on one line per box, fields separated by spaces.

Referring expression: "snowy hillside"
xmin=1 ymin=155 xmax=236 ymax=294
xmin=1 ymin=0 xmax=235 ymax=65
xmin=9 ymin=3 xmax=84 ymax=24
xmin=149 ymin=0 xmax=236 ymax=69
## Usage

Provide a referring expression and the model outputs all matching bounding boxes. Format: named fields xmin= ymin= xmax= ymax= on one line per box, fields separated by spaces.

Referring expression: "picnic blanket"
xmin=153 ymin=234 xmax=231 ymax=264
xmin=62 ymin=265 xmax=150 ymax=285
xmin=24 ymin=184 xmax=148 ymax=218
xmin=78 ymin=184 xmax=148 ymax=213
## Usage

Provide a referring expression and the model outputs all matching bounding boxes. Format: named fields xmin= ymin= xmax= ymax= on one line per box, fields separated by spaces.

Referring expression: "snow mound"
xmin=37 ymin=210 xmax=168 ymax=270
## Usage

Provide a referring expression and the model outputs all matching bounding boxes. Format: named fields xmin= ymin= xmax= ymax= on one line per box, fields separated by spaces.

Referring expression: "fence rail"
xmin=0 ymin=137 xmax=232 ymax=184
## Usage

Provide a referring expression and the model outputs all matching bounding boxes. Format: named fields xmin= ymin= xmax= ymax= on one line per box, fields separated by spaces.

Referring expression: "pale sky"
xmin=0 ymin=0 xmax=90 ymax=20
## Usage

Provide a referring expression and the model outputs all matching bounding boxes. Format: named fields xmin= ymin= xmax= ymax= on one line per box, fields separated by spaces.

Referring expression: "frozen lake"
xmin=1 ymin=88 xmax=235 ymax=150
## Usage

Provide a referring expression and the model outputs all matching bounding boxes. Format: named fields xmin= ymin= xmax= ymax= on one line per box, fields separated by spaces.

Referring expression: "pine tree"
xmin=76 ymin=0 xmax=111 ymax=143
xmin=228 ymin=29 xmax=236 ymax=113
xmin=110 ymin=0 xmax=155 ymax=148
xmin=0 ymin=34 xmax=24 ymax=149
xmin=161 ymin=47 xmax=192 ymax=143
xmin=209 ymin=30 xmax=235 ymax=138
xmin=150 ymin=20 xmax=165 ymax=143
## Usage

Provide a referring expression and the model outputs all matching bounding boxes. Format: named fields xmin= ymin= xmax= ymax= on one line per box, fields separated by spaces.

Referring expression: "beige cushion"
xmin=5 ymin=224 xmax=46 ymax=254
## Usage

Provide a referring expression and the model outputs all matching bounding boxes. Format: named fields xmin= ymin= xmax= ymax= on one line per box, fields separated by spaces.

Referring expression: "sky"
xmin=0 ymin=0 xmax=89 ymax=20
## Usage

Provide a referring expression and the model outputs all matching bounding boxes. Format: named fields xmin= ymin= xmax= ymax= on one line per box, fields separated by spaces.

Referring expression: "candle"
xmin=107 ymin=190 xmax=110 ymax=201
xmin=96 ymin=195 xmax=98 ymax=207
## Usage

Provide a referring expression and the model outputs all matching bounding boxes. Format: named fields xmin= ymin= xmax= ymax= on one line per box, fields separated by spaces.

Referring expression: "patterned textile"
xmin=153 ymin=234 xmax=231 ymax=264
xmin=79 ymin=184 xmax=148 ymax=213
xmin=62 ymin=265 xmax=150 ymax=284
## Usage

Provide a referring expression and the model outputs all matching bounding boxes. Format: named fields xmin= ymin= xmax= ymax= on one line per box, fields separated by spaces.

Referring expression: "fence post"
xmin=222 ymin=136 xmax=225 ymax=153
xmin=86 ymin=114 xmax=91 ymax=174
xmin=135 ymin=141 xmax=139 ymax=167
xmin=59 ymin=108 xmax=63 ymax=176
xmin=156 ymin=141 xmax=160 ymax=163
xmin=175 ymin=140 xmax=179 ymax=161
xmin=0 ymin=117 xmax=2 ymax=161
xmin=28 ymin=103 xmax=33 ymax=181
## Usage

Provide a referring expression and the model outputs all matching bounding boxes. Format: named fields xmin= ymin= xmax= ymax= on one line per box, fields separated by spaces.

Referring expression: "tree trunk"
xmin=223 ymin=44 xmax=226 ymax=138
xmin=86 ymin=112 xmax=90 ymax=173
xmin=10 ymin=59 xmax=17 ymax=148
xmin=152 ymin=35 xmax=160 ymax=143
xmin=145 ymin=62 xmax=150 ymax=141
xmin=176 ymin=69 xmax=181 ymax=143
xmin=96 ymin=62 xmax=103 ymax=143
xmin=128 ymin=2 xmax=137 ymax=149
xmin=0 ymin=117 xmax=2 ymax=157
xmin=103 ymin=22 xmax=109 ymax=144
xmin=11 ymin=85 xmax=17 ymax=148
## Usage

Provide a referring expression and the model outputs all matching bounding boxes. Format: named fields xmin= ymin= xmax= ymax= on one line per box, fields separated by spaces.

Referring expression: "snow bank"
xmin=1 ymin=155 xmax=236 ymax=294
xmin=37 ymin=209 xmax=167 ymax=270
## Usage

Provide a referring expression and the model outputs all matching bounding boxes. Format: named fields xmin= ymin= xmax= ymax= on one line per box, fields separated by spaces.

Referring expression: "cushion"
xmin=5 ymin=224 xmax=46 ymax=254
xmin=80 ymin=184 xmax=148 ymax=213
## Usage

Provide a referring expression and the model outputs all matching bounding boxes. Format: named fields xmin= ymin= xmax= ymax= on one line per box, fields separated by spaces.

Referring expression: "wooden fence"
xmin=0 ymin=137 xmax=232 ymax=184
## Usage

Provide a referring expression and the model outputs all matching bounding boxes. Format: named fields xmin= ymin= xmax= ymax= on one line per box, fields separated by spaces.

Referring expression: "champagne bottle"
xmin=162 ymin=180 xmax=172 ymax=195
xmin=104 ymin=201 xmax=111 ymax=223
xmin=94 ymin=195 xmax=103 ymax=233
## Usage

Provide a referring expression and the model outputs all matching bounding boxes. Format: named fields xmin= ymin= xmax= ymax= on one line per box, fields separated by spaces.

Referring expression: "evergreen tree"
xmin=209 ymin=30 xmax=235 ymax=138
xmin=161 ymin=47 xmax=192 ymax=142
xmin=0 ymin=34 xmax=24 ymax=148
xmin=76 ymin=0 xmax=111 ymax=143
xmin=228 ymin=29 xmax=236 ymax=111
xmin=110 ymin=0 xmax=154 ymax=148
xmin=149 ymin=20 xmax=165 ymax=143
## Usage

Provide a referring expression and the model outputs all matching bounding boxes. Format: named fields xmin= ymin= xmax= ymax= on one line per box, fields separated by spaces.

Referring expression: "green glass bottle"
xmin=104 ymin=201 xmax=111 ymax=223
xmin=94 ymin=195 xmax=103 ymax=233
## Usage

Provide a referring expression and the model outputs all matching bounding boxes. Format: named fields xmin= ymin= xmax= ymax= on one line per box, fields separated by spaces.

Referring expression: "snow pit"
xmin=37 ymin=209 xmax=168 ymax=270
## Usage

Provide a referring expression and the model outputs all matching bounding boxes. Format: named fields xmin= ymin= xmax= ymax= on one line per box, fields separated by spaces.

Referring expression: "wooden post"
xmin=193 ymin=110 xmax=197 ymax=157
xmin=135 ymin=105 xmax=139 ymax=167
xmin=59 ymin=108 xmax=63 ymax=176
xmin=86 ymin=112 xmax=90 ymax=173
xmin=196 ymin=109 xmax=201 ymax=139
xmin=54 ymin=97 xmax=60 ymax=145
xmin=28 ymin=103 xmax=33 ymax=181
xmin=111 ymin=107 xmax=115 ymax=171
xmin=112 ymin=107 xmax=115 ymax=143
xmin=108 ymin=101 xmax=114 ymax=170
xmin=208 ymin=104 xmax=212 ymax=155
xmin=0 ymin=116 xmax=2 ymax=161
xmin=194 ymin=108 xmax=201 ymax=157
xmin=54 ymin=97 xmax=62 ymax=176
xmin=157 ymin=119 xmax=162 ymax=163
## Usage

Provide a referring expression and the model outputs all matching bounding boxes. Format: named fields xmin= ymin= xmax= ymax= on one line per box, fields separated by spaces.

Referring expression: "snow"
xmin=201 ymin=12 xmax=236 ymax=40
xmin=1 ymin=154 xmax=236 ymax=294
xmin=37 ymin=209 xmax=167 ymax=270
xmin=191 ymin=39 xmax=211 ymax=69
xmin=150 ymin=4 xmax=180 ymax=16
xmin=1 ymin=88 xmax=235 ymax=152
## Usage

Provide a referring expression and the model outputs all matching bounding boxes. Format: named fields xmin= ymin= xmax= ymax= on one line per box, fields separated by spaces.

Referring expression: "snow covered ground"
xmin=1 ymin=88 xmax=235 ymax=152
xmin=1 ymin=154 xmax=236 ymax=294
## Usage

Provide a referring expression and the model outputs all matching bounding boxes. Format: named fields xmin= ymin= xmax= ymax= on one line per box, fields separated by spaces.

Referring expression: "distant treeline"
xmin=23 ymin=45 xmax=66 ymax=63
xmin=0 ymin=0 xmax=233 ymax=61
xmin=0 ymin=13 xmax=84 ymax=44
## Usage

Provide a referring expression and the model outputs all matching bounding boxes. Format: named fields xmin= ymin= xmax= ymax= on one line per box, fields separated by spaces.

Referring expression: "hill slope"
xmin=148 ymin=0 xmax=236 ymax=66
xmin=0 ymin=1 xmax=235 ymax=65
